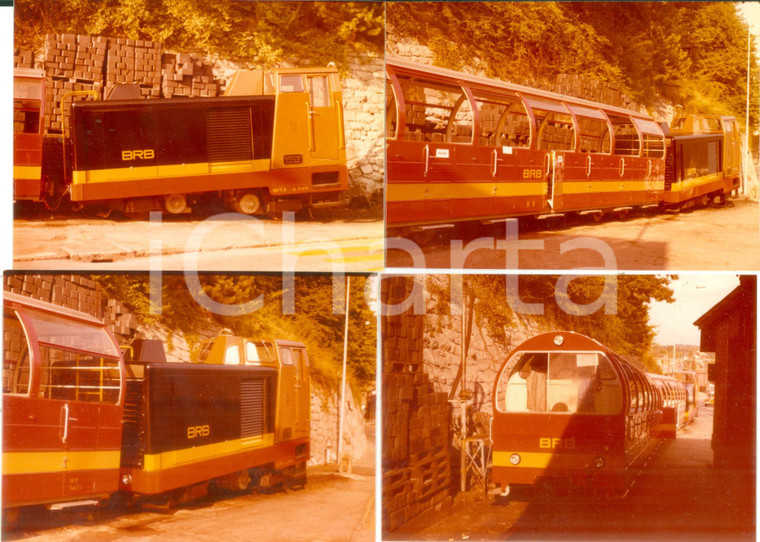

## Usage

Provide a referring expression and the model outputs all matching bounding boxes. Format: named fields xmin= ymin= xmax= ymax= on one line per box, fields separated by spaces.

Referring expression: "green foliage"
xmin=389 ymin=1 xmax=758 ymax=127
xmin=90 ymin=274 xmax=377 ymax=392
xmin=450 ymin=275 xmax=674 ymax=372
xmin=15 ymin=0 xmax=383 ymax=68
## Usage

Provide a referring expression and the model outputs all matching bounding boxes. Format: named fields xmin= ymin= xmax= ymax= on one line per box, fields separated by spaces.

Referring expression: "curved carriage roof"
xmin=3 ymin=290 xmax=105 ymax=327
xmin=386 ymin=56 xmax=654 ymax=122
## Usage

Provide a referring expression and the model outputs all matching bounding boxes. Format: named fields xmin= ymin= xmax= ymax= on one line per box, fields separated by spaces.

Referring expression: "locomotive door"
xmin=272 ymin=73 xmax=311 ymax=169
xmin=306 ymin=75 xmax=340 ymax=162
xmin=277 ymin=346 xmax=298 ymax=441
xmin=290 ymin=347 xmax=311 ymax=439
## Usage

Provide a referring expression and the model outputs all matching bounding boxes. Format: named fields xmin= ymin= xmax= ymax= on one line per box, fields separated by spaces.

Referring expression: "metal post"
xmin=745 ymin=27 xmax=751 ymax=195
xmin=337 ymin=276 xmax=350 ymax=469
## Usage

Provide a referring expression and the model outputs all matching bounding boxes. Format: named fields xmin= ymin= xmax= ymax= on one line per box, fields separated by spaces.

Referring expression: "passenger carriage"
xmin=386 ymin=58 xmax=666 ymax=228
xmin=491 ymin=332 xmax=663 ymax=496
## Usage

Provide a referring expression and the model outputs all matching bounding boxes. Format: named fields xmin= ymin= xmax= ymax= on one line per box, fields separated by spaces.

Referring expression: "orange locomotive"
xmin=12 ymin=66 xmax=348 ymax=215
xmin=491 ymin=332 xmax=663 ymax=497
xmin=386 ymin=58 xmax=740 ymax=229
xmin=3 ymin=293 xmax=311 ymax=523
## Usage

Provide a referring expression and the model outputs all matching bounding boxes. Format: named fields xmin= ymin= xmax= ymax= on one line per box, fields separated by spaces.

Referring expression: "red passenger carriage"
xmin=386 ymin=58 xmax=666 ymax=228
xmin=3 ymin=292 xmax=125 ymax=521
xmin=491 ymin=332 xmax=663 ymax=496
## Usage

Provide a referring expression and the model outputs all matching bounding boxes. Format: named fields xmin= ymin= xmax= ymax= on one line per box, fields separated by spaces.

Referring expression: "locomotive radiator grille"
xmin=240 ymin=378 xmax=265 ymax=438
xmin=120 ymin=379 xmax=145 ymax=467
xmin=206 ymin=108 xmax=254 ymax=162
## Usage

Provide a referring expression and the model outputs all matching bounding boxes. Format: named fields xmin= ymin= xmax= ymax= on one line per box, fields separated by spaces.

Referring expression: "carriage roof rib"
xmin=386 ymin=56 xmax=652 ymax=121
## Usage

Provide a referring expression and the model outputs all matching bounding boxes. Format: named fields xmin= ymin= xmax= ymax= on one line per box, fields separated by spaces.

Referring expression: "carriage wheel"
xmin=232 ymin=192 xmax=262 ymax=215
xmin=163 ymin=193 xmax=187 ymax=214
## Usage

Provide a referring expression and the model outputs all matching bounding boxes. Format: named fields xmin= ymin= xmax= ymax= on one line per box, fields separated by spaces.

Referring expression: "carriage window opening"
xmin=25 ymin=309 xmax=120 ymax=358
xmin=224 ymin=345 xmax=241 ymax=365
xmin=534 ymin=110 xmax=574 ymax=152
xmin=609 ymin=116 xmax=641 ymax=156
xmin=386 ymin=80 xmax=398 ymax=140
xmin=577 ymin=117 xmax=611 ymax=153
xmin=14 ymin=101 xmax=41 ymax=134
xmin=501 ymin=351 xmax=621 ymax=415
xmin=473 ymin=93 xmax=530 ymax=148
xmin=39 ymin=346 xmax=120 ymax=403
xmin=642 ymin=134 xmax=665 ymax=158
xmin=308 ymin=76 xmax=330 ymax=108
xmin=280 ymin=75 xmax=304 ymax=93
xmin=3 ymin=313 xmax=31 ymax=395
xmin=397 ymin=77 xmax=473 ymax=143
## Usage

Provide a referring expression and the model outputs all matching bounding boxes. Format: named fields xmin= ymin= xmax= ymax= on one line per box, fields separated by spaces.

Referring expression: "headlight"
xmin=121 ymin=473 xmax=132 ymax=486
xmin=509 ymin=453 xmax=521 ymax=465
xmin=593 ymin=456 xmax=605 ymax=469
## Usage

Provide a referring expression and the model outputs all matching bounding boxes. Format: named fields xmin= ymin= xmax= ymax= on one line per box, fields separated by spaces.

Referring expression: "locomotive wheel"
xmin=591 ymin=211 xmax=604 ymax=223
xmin=698 ymin=195 xmax=710 ymax=207
xmin=163 ymin=193 xmax=187 ymax=214
xmin=232 ymin=192 xmax=262 ymax=215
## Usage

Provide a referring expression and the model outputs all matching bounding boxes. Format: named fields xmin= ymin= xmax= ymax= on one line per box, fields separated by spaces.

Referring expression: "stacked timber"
xmin=382 ymin=276 xmax=452 ymax=535
xmin=14 ymin=48 xmax=36 ymax=69
xmin=161 ymin=52 xmax=220 ymax=98
xmin=105 ymin=37 xmax=162 ymax=98
xmin=42 ymin=34 xmax=106 ymax=132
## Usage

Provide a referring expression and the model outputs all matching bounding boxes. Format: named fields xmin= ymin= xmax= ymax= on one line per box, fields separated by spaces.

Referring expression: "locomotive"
xmin=2 ymin=292 xmax=311 ymax=525
xmin=385 ymin=57 xmax=741 ymax=230
xmin=491 ymin=332 xmax=665 ymax=497
xmin=13 ymin=65 xmax=348 ymax=215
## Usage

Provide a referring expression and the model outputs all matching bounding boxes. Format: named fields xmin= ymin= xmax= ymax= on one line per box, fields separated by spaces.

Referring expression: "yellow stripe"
xmin=493 ymin=450 xmax=555 ymax=469
xmin=142 ymin=433 xmax=275 ymax=472
xmin=387 ymin=181 xmax=546 ymax=202
xmin=14 ymin=165 xmax=42 ymax=180
xmin=72 ymin=159 xmax=272 ymax=184
xmin=561 ymin=180 xmax=664 ymax=194
xmin=669 ymin=172 xmax=723 ymax=193
xmin=3 ymin=450 xmax=120 ymax=475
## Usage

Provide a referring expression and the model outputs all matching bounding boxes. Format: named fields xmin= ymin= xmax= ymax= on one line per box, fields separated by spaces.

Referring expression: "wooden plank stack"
xmin=105 ymin=37 xmax=162 ymax=98
xmin=161 ymin=52 xmax=219 ymax=98
xmin=23 ymin=33 xmax=223 ymax=133
xmin=382 ymin=276 xmax=452 ymax=535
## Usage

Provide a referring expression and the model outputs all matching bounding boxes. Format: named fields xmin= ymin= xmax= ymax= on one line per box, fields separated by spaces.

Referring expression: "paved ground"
xmin=13 ymin=210 xmax=383 ymax=272
xmin=386 ymin=407 xmax=754 ymax=541
xmin=386 ymin=198 xmax=760 ymax=271
xmin=5 ymin=424 xmax=377 ymax=541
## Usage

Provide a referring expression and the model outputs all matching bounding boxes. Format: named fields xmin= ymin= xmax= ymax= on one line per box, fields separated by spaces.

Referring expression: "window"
xmin=308 ymin=76 xmax=330 ymax=108
xmin=473 ymin=92 xmax=530 ymax=148
xmin=39 ymin=346 xmax=120 ymax=403
xmin=499 ymin=351 xmax=621 ymax=415
xmin=609 ymin=115 xmax=640 ymax=156
xmin=3 ymin=313 xmax=30 ymax=395
xmin=576 ymin=117 xmax=611 ymax=153
xmin=396 ymin=76 xmax=473 ymax=143
xmin=225 ymin=344 xmax=241 ymax=365
xmin=245 ymin=341 xmax=260 ymax=364
xmin=14 ymin=101 xmax=41 ymax=134
xmin=534 ymin=110 xmax=575 ymax=152
xmin=386 ymin=79 xmax=397 ymax=139
xmin=280 ymin=75 xmax=304 ymax=93
xmin=25 ymin=309 xmax=120 ymax=358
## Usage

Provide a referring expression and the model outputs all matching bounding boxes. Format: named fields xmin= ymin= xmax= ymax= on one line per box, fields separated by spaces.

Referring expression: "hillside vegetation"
xmin=93 ymin=274 xmax=377 ymax=393
xmin=389 ymin=2 xmax=758 ymax=125
xmin=427 ymin=275 xmax=674 ymax=373
xmin=15 ymin=0 xmax=383 ymax=68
